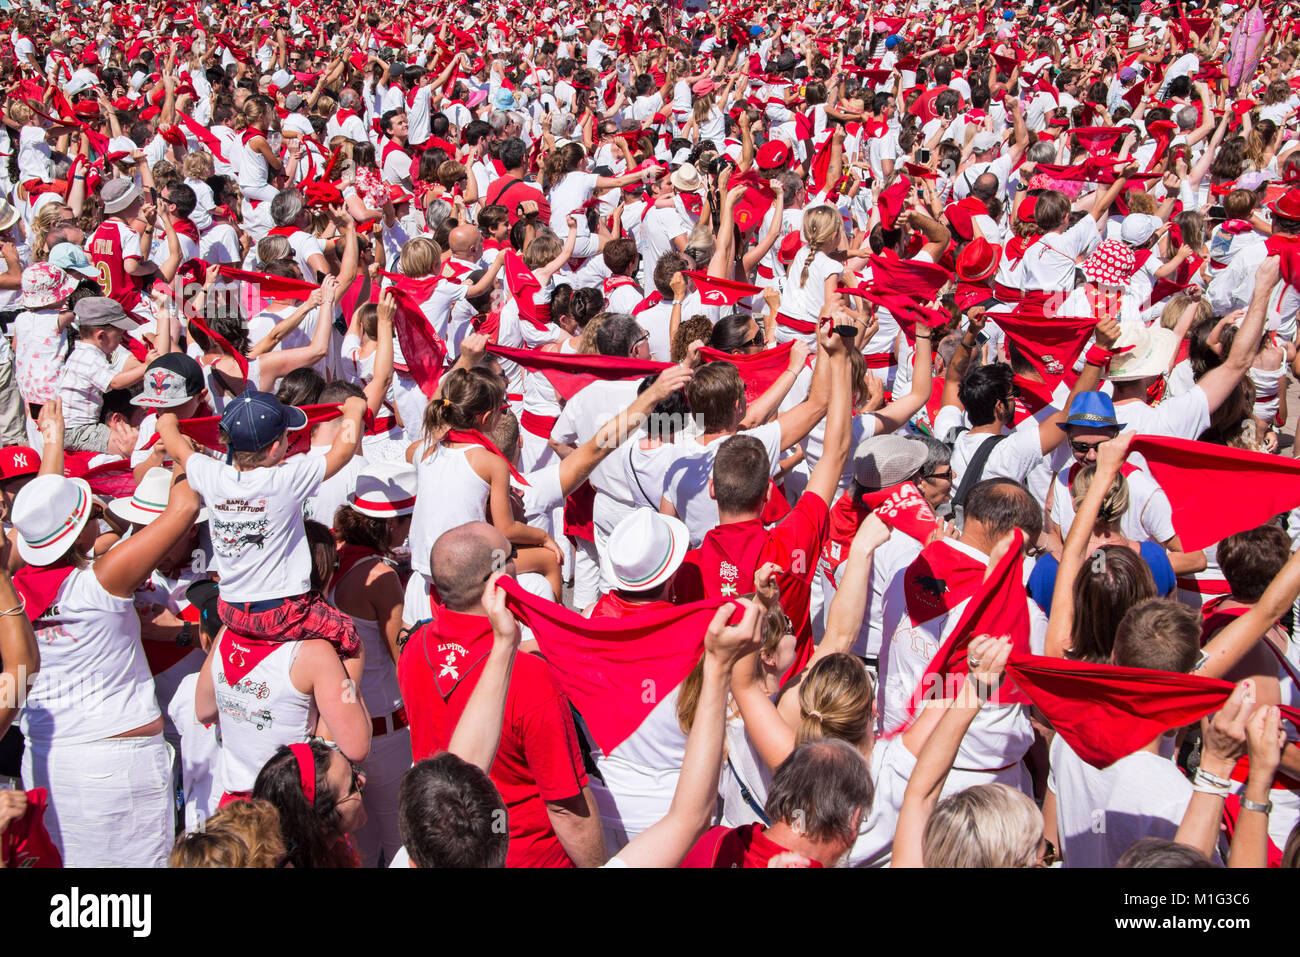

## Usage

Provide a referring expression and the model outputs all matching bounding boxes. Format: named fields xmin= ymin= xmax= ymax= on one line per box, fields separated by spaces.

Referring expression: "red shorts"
xmin=217 ymin=592 xmax=361 ymax=659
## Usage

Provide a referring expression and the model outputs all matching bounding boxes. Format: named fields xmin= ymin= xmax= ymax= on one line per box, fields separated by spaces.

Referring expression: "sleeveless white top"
xmin=210 ymin=633 xmax=317 ymax=793
xmin=408 ymin=442 xmax=490 ymax=577
xmin=21 ymin=565 xmax=161 ymax=747
xmin=330 ymin=558 xmax=404 ymax=717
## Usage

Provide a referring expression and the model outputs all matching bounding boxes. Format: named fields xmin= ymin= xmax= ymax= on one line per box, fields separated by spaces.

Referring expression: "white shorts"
xmin=23 ymin=733 xmax=174 ymax=868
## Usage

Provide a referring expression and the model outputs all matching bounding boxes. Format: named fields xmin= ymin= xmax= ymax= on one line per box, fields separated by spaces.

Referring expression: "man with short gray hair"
xmin=269 ymin=188 xmax=329 ymax=282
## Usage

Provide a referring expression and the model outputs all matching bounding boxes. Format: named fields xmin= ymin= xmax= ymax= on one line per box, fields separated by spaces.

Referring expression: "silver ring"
xmin=968 ymin=656 xmax=982 ymax=668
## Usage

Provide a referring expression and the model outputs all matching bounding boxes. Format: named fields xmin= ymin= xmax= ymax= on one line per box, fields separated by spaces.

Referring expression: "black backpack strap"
xmin=952 ymin=433 xmax=1009 ymax=511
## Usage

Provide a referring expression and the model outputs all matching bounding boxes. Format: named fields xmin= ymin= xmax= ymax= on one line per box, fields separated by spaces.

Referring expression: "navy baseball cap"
xmin=220 ymin=389 xmax=308 ymax=452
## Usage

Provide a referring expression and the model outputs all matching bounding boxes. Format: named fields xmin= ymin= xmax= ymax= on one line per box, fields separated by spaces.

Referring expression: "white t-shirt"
xmin=1113 ymin=386 xmax=1210 ymax=441
xmin=1049 ymin=734 xmax=1198 ymax=868
xmin=548 ymin=170 xmax=599 ymax=239
xmin=186 ymin=452 xmax=327 ymax=602
xmin=780 ymin=248 xmax=844 ymax=326
xmin=662 ymin=420 xmax=783 ymax=547
xmin=1011 ymin=216 xmax=1101 ymax=293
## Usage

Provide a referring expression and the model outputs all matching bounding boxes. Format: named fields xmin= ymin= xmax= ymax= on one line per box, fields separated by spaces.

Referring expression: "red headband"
xmin=289 ymin=743 xmax=316 ymax=805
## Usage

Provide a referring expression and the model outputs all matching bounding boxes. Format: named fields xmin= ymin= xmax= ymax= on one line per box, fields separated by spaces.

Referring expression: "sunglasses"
xmin=1069 ymin=439 xmax=1110 ymax=455
xmin=743 ymin=326 xmax=765 ymax=348
xmin=924 ymin=468 xmax=953 ymax=482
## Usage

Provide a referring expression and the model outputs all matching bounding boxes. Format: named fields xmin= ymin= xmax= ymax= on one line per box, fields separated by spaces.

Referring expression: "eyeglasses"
xmin=1069 ymin=439 xmax=1110 ymax=456
xmin=924 ymin=468 xmax=954 ymax=483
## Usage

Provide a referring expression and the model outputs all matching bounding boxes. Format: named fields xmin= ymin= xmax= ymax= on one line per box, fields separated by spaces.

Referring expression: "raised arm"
xmin=891 ymin=635 xmax=1012 ymax=868
xmin=94 ymin=469 xmax=201 ymax=598
xmin=446 ymin=574 xmax=522 ymax=771
xmin=615 ymin=599 xmax=761 ymax=867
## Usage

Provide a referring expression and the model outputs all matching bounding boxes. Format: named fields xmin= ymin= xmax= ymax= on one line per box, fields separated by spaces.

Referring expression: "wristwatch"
xmin=1239 ymin=796 xmax=1273 ymax=815
xmin=176 ymin=622 xmax=193 ymax=647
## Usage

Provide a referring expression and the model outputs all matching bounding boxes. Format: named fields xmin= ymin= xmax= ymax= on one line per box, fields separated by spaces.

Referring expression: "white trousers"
xmin=23 ymin=734 xmax=174 ymax=868
xmin=354 ymin=726 xmax=413 ymax=868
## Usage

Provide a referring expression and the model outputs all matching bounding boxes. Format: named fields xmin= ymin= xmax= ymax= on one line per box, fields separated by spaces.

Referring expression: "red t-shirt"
xmin=88 ymin=219 xmax=146 ymax=313
xmin=680 ymin=823 xmax=823 ymax=868
xmin=485 ymin=174 xmax=552 ymax=224
xmin=0 ymin=788 xmax=62 ymax=868
xmin=397 ymin=605 xmax=589 ymax=868
xmin=683 ymin=492 xmax=831 ymax=677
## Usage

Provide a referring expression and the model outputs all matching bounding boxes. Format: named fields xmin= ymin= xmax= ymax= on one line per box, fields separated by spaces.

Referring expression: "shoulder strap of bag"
xmin=952 ymin=433 xmax=1009 ymax=511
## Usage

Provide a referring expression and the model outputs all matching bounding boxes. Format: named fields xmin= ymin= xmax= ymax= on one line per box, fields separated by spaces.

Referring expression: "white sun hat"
xmin=601 ymin=508 xmax=690 ymax=593
xmin=12 ymin=474 xmax=94 ymax=566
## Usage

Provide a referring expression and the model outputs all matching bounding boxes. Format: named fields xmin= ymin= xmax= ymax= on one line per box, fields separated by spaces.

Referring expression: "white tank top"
xmin=330 ymin=558 xmax=403 ymax=716
xmin=197 ymin=354 xmax=262 ymax=414
xmin=238 ymin=138 xmax=270 ymax=193
xmin=21 ymin=565 xmax=161 ymax=747
xmin=210 ymin=632 xmax=318 ymax=793
xmin=408 ymin=442 xmax=490 ymax=577
xmin=521 ymin=339 xmax=578 ymax=420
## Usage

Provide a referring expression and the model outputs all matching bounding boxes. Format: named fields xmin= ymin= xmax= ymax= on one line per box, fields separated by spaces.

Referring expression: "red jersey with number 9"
xmin=87 ymin=220 xmax=145 ymax=313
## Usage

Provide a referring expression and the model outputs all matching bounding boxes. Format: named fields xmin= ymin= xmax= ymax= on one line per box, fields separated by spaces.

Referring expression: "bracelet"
xmin=0 ymin=597 xmax=25 ymax=617
xmin=1239 ymin=796 xmax=1273 ymax=814
xmin=1193 ymin=767 xmax=1236 ymax=792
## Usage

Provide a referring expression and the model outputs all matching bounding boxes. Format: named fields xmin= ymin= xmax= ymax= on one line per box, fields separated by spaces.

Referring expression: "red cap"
xmin=0 ymin=446 xmax=40 ymax=480
xmin=1017 ymin=194 xmax=1038 ymax=223
xmin=756 ymin=140 xmax=792 ymax=171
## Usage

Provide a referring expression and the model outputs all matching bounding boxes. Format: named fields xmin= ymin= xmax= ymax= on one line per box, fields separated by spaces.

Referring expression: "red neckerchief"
xmin=1220 ymin=219 xmax=1254 ymax=236
xmin=861 ymin=482 xmax=939 ymax=545
xmin=444 ymin=429 xmax=530 ymax=485
xmin=1012 ymin=375 xmax=1055 ymax=424
xmin=602 ymin=274 xmax=641 ymax=295
xmin=267 ymin=225 xmax=299 ymax=238
xmin=903 ymin=539 xmax=987 ymax=624
xmin=171 ymin=217 xmax=200 ymax=241
xmin=334 ymin=108 xmax=360 ymax=125
xmin=13 ymin=565 xmax=76 ymax=622
xmin=335 ymin=543 xmax=383 ymax=585
xmin=218 ymin=630 xmax=283 ymax=685
xmin=632 ymin=290 xmax=663 ymax=315
xmin=590 ymin=591 xmax=675 ymax=618
xmin=240 ymin=126 xmax=265 ymax=145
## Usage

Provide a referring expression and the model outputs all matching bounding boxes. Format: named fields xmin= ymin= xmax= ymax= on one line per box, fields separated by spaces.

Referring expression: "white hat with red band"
xmin=13 ymin=474 xmax=94 ymax=567
xmin=107 ymin=466 xmax=205 ymax=526
xmin=348 ymin=462 xmax=418 ymax=518
xmin=602 ymin=508 xmax=690 ymax=593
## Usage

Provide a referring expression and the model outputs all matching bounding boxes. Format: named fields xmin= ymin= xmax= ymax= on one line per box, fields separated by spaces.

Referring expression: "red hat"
xmin=956 ymin=238 xmax=1002 ymax=283
xmin=778 ymin=229 xmax=802 ymax=266
xmin=1017 ymin=194 xmax=1038 ymax=223
xmin=1268 ymin=188 xmax=1300 ymax=221
xmin=0 ymin=446 xmax=40 ymax=481
xmin=756 ymin=140 xmax=792 ymax=171
xmin=73 ymin=100 xmax=100 ymax=119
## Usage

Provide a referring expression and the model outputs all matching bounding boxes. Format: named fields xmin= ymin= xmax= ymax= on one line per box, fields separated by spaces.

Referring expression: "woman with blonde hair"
xmin=29 ymin=204 xmax=72 ymax=262
xmin=776 ymin=205 xmax=844 ymax=342
xmin=237 ymin=95 xmax=293 ymax=213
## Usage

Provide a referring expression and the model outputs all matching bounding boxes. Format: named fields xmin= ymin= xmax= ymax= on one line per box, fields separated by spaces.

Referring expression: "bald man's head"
xmin=430 ymin=521 xmax=510 ymax=611
xmin=449 ymin=225 xmax=483 ymax=260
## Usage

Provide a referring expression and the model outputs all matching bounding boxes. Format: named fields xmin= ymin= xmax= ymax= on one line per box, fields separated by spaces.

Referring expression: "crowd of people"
xmin=0 ymin=0 xmax=1299 ymax=870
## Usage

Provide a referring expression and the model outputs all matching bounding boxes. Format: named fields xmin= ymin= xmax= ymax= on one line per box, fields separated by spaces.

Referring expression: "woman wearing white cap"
xmin=329 ymin=460 xmax=417 ymax=867
xmin=11 ymin=468 xmax=200 ymax=866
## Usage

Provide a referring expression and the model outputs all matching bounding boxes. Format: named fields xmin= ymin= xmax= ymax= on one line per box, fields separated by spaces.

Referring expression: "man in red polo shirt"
xmin=678 ymin=319 xmax=850 ymax=676
xmin=397 ymin=521 xmax=605 ymax=868
xmin=681 ymin=738 xmax=873 ymax=868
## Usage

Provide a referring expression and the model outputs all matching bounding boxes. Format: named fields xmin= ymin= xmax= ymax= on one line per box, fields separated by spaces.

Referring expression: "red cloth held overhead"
xmin=217 ymin=266 xmax=319 ymax=300
xmin=867 ymin=254 xmax=951 ymax=299
xmin=699 ymin=341 xmax=796 ymax=404
xmin=1005 ymin=652 xmax=1300 ymax=769
xmin=142 ymin=404 xmax=343 ymax=454
xmin=994 ymin=309 xmax=1096 ymax=390
xmin=893 ymin=531 xmax=1030 ymax=733
xmin=188 ymin=313 xmax=251 ymax=381
xmin=485 ymin=344 xmax=670 ymax=400
xmin=683 ymin=270 xmax=762 ymax=307
xmin=1128 ymin=436 xmax=1300 ymax=551
xmin=387 ymin=286 xmax=449 ymax=398
xmin=497 ymin=575 xmax=736 ymax=755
